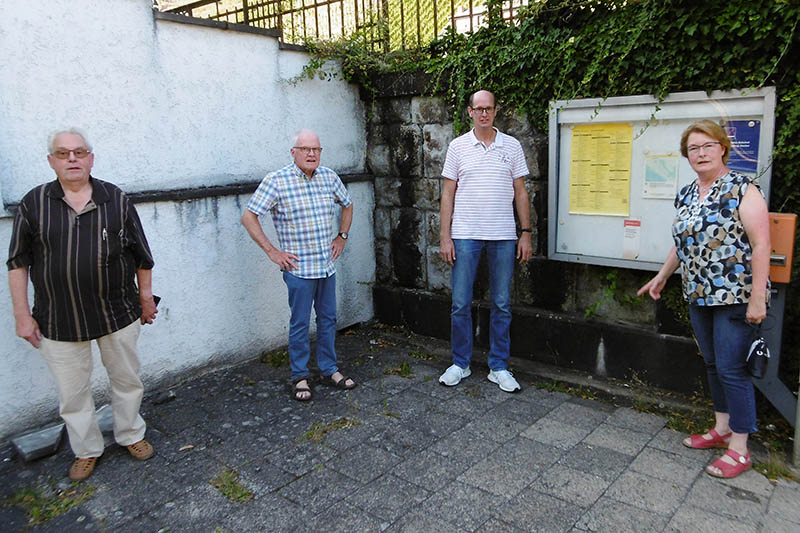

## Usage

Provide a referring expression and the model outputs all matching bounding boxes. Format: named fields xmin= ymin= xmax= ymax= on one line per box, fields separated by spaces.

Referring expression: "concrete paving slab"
xmin=665 ymin=504 xmax=759 ymax=533
xmin=629 ymin=446 xmax=703 ymax=486
xmin=493 ymin=396 xmax=554 ymax=424
xmin=558 ymin=443 xmax=631 ymax=482
xmin=766 ymin=483 xmax=800 ymax=524
xmin=522 ymin=417 xmax=592 ymax=450
xmin=458 ymin=437 xmax=561 ymax=497
xmin=687 ymin=474 xmax=768 ymax=526
xmin=531 ymin=464 xmax=611 ymax=508
xmin=605 ymin=406 xmax=666 ymax=433
xmin=604 ymin=470 xmax=689 ymax=515
xmin=421 ymin=479 xmax=507 ymax=531
xmin=648 ymin=426 xmax=718 ymax=462
xmin=462 ymin=411 xmax=528 ymax=444
xmin=278 ymin=465 xmax=360 ymax=511
xmin=427 ymin=427 xmax=502 ymax=464
xmin=326 ymin=441 xmax=403 ymax=484
xmin=307 ymin=501 xmax=388 ymax=532
xmin=501 ymin=489 xmax=585 ymax=532
xmin=393 ymin=448 xmax=471 ymax=491
xmin=346 ymin=473 xmax=431 ymax=521
xmin=583 ymin=423 xmax=653 ymax=457
xmin=547 ymin=401 xmax=611 ymax=431
xmin=575 ymin=497 xmax=670 ymax=532
xmin=384 ymin=509 xmax=465 ymax=533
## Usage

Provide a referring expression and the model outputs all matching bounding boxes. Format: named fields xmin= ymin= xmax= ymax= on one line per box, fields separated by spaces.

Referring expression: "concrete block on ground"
xmin=10 ymin=422 xmax=65 ymax=462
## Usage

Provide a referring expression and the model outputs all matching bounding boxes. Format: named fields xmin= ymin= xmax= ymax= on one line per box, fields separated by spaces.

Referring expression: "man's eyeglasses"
xmin=470 ymin=107 xmax=495 ymax=115
xmin=293 ymin=147 xmax=323 ymax=154
xmin=51 ymin=149 xmax=91 ymax=159
xmin=687 ymin=141 xmax=721 ymax=154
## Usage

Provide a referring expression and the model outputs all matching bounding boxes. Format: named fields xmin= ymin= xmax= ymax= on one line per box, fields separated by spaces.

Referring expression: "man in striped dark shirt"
xmin=7 ymin=128 xmax=158 ymax=480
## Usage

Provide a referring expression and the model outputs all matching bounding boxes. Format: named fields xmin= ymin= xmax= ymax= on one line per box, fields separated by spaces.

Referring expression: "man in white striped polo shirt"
xmin=438 ymin=90 xmax=533 ymax=393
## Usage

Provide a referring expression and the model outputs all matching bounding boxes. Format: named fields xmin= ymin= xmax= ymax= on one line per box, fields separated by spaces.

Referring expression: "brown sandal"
xmin=69 ymin=457 xmax=98 ymax=480
xmin=127 ymin=439 xmax=154 ymax=461
xmin=292 ymin=378 xmax=312 ymax=402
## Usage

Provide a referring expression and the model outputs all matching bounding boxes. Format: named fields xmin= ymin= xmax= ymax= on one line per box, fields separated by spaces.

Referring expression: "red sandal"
xmin=683 ymin=428 xmax=732 ymax=449
xmin=706 ymin=448 xmax=751 ymax=479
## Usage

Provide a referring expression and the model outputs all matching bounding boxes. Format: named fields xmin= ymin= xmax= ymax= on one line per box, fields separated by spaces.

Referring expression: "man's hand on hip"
xmin=331 ymin=236 xmax=346 ymax=261
xmin=439 ymin=237 xmax=456 ymax=266
xmin=267 ymin=248 xmax=299 ymax=271
xmin=15 ymin=314 xmax=42 ymax=348
xmin=140 ymin=295 xmax=158 ymax=324
xmin=517 ymin=234 xmax=532 ymax=263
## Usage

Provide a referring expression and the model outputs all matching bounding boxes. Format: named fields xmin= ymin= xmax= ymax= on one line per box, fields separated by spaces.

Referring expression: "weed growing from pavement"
xmin=753 ymin=451 xmax=800 ymax=482
xmin=377 ymin=398 xmax=400 ymax=418
xmin=297 ymin=417 xmax=360 ymax=444
xmin=5 ymin=481 xmax=95 ymax=525
xmin=534 ymin=380 xmax=600 ymax=401
xmin=260 ymin=349 xmax=289 ymax=367
xmin=210 ymin=469 xmax=253 ymax=503
xmin=408 ymin=349 xmax=437 ymax=361
xmin=384 ymin=362 xmax=413 ymax=378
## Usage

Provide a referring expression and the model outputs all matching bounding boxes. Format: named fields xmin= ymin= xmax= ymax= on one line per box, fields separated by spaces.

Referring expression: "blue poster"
xmin=725 ymin=120 xmax=760 ymax=174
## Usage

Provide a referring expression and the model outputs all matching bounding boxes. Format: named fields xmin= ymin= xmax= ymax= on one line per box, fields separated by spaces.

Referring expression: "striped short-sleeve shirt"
xmin=246 ymin=163 xmax=352 ymax=279
xmin=7 ymin=178 xmax=155 ymax=342
xmin=442 ymin=128 xmax=529 ymax=240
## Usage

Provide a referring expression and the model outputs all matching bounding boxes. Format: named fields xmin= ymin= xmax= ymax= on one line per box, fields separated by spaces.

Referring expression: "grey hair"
xmin=290 ymin=129 xmax=318 ymax=150
xmin=47 ymin=127 xmax=92 ymax=154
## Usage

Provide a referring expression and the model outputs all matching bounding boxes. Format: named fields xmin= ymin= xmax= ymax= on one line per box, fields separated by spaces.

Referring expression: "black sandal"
xmin=292 ymin=378 xmax=312 ymax=402
xmin=324 ymin=373 xmax=357 ymax=390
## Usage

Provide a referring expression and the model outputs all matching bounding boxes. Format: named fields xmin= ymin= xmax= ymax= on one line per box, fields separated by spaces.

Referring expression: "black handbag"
xmin=746 ymin=324 xmax=770 ymax=379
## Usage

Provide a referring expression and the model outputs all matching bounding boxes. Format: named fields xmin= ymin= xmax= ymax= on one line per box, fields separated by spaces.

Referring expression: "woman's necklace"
xmin=697 ymin=168 xmax=728 ymax=199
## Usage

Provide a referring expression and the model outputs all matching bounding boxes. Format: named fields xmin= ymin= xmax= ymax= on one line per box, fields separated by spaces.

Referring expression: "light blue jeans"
xmin=450 ymin=239 xmax=516 ymax=371
xmin=689 ymin=303 xmax=758 ymax=434
xmin=283 ymin=272 xmax=339 ymax=381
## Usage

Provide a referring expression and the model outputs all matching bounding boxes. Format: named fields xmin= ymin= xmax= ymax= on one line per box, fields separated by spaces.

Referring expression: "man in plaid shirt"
xmin=242 ymin=130 xmax=355 ymax=401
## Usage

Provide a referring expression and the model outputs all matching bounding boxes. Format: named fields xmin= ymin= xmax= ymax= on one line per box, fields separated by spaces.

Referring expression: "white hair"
xmin=47 ymin=127 xmax=92 ymax=154
xmin=290 ymin=129 xmax=318 ymax=149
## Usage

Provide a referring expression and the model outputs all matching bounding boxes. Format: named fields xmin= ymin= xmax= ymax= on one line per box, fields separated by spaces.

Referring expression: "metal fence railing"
xmin=160 ymin=0 xmax=529 ymax=51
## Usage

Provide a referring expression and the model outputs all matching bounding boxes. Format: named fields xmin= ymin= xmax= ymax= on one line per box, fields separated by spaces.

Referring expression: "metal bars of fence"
xmin=163 ymin=0 xmax=528 ymax=50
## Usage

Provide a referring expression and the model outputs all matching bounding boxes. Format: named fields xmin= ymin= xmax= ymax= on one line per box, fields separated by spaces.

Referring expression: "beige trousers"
xmin=39 ymin=320 xmax=146 ymax=458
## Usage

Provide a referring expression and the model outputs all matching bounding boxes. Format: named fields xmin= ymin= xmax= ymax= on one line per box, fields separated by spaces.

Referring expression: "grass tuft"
xmin=210 ymin=469 xmax=253 ymax=503
xmin=297 ymin=417 xmax=360 ymax=444
xmin=383 ymin=361 xmax=413 ymax=378
xmin=5 ymin=482 xmax=95 ymax=525
xmin=408 ymin=349 xmax=437 ymax=361
xmin=260 ymin=349 xmax=290 ymax=367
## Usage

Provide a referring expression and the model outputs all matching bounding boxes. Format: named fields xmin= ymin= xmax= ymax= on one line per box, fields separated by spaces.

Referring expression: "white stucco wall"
xmin=0 ymin=0 xmax=374 ymax=438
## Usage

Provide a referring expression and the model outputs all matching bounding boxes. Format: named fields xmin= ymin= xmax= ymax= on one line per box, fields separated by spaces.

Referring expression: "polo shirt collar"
xmin=292 ymin=163 xmax=317 ymax=180
xmin=469 ymin=128 xmax=504 ymax=148
xmin=46 ymin=177 xmax=110 ymax=204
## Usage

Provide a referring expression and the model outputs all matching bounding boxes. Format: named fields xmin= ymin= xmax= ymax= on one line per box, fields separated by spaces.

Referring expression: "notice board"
xmin=547 ymin=87 xmax=776 ymax=271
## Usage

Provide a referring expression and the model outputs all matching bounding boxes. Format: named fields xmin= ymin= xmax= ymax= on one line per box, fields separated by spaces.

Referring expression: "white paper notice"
xmin=642 ymin=153 xmax=679 ymax=199
xmin=623 ymin=219 xmax=641 ymax=259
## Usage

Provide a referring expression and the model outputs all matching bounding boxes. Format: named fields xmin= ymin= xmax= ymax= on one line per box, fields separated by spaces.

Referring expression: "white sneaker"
xmin=439 ymin=364 xmax=471 ymax=386
xmin=488 ymin=369 xmax=521 ymax=392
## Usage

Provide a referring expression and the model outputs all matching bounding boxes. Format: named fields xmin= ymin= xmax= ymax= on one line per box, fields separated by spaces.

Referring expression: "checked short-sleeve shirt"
xmin=247 ymin=163 xmax=352 ymax=279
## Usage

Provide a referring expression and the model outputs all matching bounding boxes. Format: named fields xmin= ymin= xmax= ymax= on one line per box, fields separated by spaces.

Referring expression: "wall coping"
xmin=154 ymin=11 xmax=282 ymax=40
xmin=1 ymin=173 xmax=373 ymax=215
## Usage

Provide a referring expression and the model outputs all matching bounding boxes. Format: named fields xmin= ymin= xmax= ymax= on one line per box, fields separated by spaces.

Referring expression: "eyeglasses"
xmin=470 ymin=107 xmax=495 ymax=115
xmin=687 ymin=141 xmax=721 ymax=154
xmin=51 ymin=148 xmax=91 ymax=159
xmin=293 ymin=147 xmax=322 ymax=154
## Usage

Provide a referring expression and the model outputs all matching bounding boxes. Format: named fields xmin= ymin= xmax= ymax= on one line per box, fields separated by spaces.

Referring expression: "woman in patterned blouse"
xmin=638 ymin=119 xmax=771 ymax=479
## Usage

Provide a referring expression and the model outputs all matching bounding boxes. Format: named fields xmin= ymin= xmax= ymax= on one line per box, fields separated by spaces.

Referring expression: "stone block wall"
xmin=368 ymin=93 xmax=547 ymax=303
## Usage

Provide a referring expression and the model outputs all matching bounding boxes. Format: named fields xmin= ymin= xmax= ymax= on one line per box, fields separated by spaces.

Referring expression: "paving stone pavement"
xmin=1 ymin=323 xmax=798 ymax=532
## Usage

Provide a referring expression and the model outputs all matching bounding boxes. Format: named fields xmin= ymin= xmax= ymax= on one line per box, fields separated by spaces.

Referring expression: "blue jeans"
xmin=283 ymin=272 xmax=339 ymax=381
xmin=689 ymin=303 xmax=757 ymax=434
xmin=450 ymin=239 xmax=516 ymax=371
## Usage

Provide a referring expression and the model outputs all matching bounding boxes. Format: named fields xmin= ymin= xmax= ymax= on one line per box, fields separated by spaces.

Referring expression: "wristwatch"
xmin=338 ymin=232 xmax=349 ymax=240
xmin=520 ymin=228 xmax=532 ymax=233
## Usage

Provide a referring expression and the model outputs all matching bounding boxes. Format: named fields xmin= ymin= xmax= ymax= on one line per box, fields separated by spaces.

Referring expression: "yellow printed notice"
xmin=569 ymin=123 xmax=633 ymax=216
